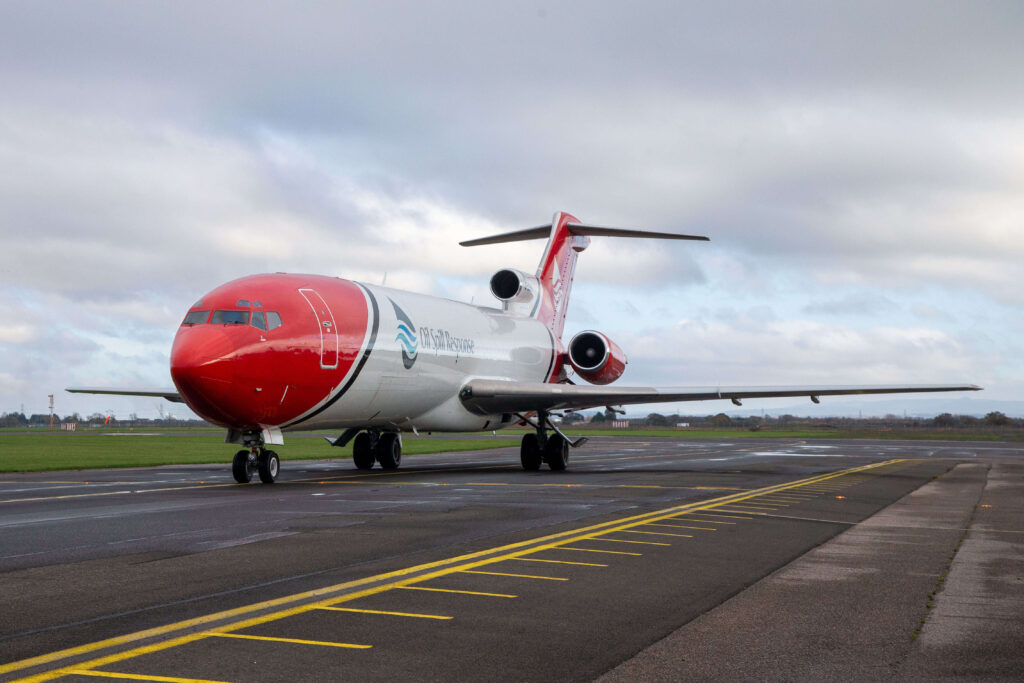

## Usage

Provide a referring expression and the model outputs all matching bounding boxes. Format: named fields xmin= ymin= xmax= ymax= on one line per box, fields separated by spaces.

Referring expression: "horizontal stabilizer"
xmin=460 ymin=222 xmax=709 ymax=247
xmin=66 ymin=387 xmax=185 ymax=404
xmin=459 ymin=380 xmax=981 ymax=415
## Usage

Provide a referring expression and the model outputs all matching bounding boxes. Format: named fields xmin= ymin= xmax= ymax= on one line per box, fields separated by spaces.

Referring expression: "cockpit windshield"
xmin=211 ymin=310 xmax=250 ymax=325
xmin=182 ymin=310 xmax=209 ymax=325
xmin=183 ymin=304 xmax=282 ymax=330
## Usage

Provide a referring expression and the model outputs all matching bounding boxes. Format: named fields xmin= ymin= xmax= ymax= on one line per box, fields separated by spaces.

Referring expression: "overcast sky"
xmin=2 ymin=1 xmax=1022 ymax=420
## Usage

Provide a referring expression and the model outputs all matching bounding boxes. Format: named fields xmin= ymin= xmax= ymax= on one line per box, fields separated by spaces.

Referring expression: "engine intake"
xmin=568 ymin=330 xmax=627 ymax=385
xmin=490 ymin=268 xmax=539 ymax=304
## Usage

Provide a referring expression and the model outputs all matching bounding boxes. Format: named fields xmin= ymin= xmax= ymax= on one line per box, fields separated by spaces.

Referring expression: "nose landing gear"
xmin=231 ymin=432 xmax=280 ymax=484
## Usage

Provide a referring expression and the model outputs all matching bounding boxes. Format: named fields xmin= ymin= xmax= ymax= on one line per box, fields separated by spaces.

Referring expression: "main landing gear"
xmin=518 ymin=410 xmax=584 ymax=472
xmin=351 ymin=430 xmax=402 ymax=471
xmin=232 ymin=447 xmax=280 ymax=484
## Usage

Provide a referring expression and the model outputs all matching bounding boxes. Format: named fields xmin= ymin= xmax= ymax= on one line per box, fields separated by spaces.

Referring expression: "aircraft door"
xmin=299 ymin=288 xmax=339 ymax=369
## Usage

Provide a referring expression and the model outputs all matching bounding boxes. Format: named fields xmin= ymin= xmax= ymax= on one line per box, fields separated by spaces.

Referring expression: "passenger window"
xmin=182 ymin=310 xmax=209 ymax=325
xmin=266 ymin=312 xmax=283 ymax=330
xmin=251 ymin=311 xmax=267 ymax=331
xmin=236 ymin=299 xmax=250 ymax=307
xmin=211 ymin=310 xmax=250 ymax=325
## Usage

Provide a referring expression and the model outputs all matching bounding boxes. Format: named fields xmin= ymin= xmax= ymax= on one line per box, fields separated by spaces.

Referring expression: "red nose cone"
xmin=171 ymin=326 xmax=248 ymax=427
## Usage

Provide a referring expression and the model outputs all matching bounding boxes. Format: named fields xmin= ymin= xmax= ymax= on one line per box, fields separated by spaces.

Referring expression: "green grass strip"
xmin=0 ymin=434 xmax=514 ymax=473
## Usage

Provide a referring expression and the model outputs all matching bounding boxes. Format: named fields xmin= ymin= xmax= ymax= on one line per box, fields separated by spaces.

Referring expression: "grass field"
xmin=0 ymin=433 xmax=514 ymax=473
xmin=1 ymin=425 xmax=1018 ymax=473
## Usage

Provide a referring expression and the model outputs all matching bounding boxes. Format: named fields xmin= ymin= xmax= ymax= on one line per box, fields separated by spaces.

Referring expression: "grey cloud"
xmin=2 ymin=1 xmax=1022 ymax=415
xmin=803 ymin=293 xmax=899 ymax=317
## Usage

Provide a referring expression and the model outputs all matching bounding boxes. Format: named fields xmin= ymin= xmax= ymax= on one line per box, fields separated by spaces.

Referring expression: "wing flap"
xmin=459 ymin=380 xmax=981 ymax=415
xmin=66 ymin=387 xmax=185 ymax=404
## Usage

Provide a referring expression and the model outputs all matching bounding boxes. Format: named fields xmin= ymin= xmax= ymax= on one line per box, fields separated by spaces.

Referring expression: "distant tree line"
xmin=0 ymin=412 xmax=210 ymax=428
xmin=557 ymin=409 xmax=1022 ymax=431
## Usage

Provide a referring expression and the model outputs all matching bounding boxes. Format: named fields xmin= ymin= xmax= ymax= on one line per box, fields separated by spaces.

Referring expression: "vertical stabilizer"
xmin=534 ymin=211 xmax=590 ymax=339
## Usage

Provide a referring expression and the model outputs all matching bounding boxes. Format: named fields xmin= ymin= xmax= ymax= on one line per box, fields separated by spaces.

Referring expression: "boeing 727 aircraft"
xmin=69 ymin=211 xmax=980 ymax=483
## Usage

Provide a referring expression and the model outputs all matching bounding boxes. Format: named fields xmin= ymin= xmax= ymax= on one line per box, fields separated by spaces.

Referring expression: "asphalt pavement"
xmin=1 ymin=436 xmax=1021 ymax=681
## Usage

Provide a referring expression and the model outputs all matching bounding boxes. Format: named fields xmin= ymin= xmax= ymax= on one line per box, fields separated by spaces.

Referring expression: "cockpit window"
xmin=253 ymin=301 xmax=263 ymax=307
xmin=251 ymin=311 xmax=267 ymax=331
xmin=191 ymin=299 xmax=204 ymax=308
xmin=211 ymin=310 xmax=250 ymax=325
xmin=236 ymin=299 xmax=250 ymax=307
xmin=182 ymin=310 xmax=209 ymax=325
xmin=266 ymin=311 xmax=283 ymax=330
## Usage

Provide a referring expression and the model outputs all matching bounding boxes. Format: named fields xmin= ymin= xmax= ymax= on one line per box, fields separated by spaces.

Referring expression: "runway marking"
xmin=513 ymin=558 xmax=608 ymax=567
xmin=645 ymin=523 xmax=716 ymax=531
xmin=718 ymin=502 xmax=780 ymax=509
xmin=677 ymin=513 xmax=748 ymax=521
xmin=316 ymin=607 xmax=453 ymax=620
xmin=622 ymin=530 xmax=693 ymax=538
xmin=3 ymin=458 xmax=904 ymax=681
xmin=588 ymin=538 xmax=671 ymax=546
xmin=396 ymin=586 xmax=517 ymax=598
xmin=459 ymin=570 xmax=568 ymax=581
xmin=205 ymin=632 xmax=372 ymax=649
xmin=66 ymin=671 xmax=229 ymax=682
xmin=555 ymin=547 xmax=643 ymax=556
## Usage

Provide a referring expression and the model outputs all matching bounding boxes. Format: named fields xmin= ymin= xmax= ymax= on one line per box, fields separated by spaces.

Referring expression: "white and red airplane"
xmin=69 ymin=211 xmax=980 ymax=483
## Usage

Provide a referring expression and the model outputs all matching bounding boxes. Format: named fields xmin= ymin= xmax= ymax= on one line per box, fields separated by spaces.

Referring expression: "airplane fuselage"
xmin=170 ymin=273 xmax=559 ymax=435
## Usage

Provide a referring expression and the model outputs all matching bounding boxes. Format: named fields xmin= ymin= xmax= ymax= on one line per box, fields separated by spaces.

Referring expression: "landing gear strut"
xmin=232 ymin=432 xmax=280 ymax=484
xmin=351 ymin=430 xmax=402 ymax=471
xmin=518 ymin=410 xmax=583 ymax=472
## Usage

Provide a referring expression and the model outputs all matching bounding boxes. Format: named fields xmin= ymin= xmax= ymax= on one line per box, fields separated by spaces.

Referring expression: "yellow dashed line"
xmin=316 ymin=607 xmax=452 ymax=620
xmin=557 ymin=547 xmax=643 ymax=556
xmin=590 ymin=538 xmax=671 ymax=546
xmin=396 ymin=586 xmax=516 ymax=598
xmin=514 ymin=558 xmax=608 ymax=567
xmin=460 ymin=570 xmax=568 ymax=581
xmin=206 ymin=632 xmax=371 ymax=649
xmin=645 ymin=523 xmax=716 ymax=531
xmin=622 ymin=530 xmax=693 ymax=538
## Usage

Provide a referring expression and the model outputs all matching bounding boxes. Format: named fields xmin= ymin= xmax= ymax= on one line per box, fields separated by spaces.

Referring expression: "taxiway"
xmin=1 ymin=437 xmax=1021 ymax=681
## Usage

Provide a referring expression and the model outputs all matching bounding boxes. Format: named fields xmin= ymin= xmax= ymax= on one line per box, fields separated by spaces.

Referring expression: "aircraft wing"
xmin=66 ymin=387 xmax=185 ymax=404
xmin=459 ymin=380 xmax=981 ymax=415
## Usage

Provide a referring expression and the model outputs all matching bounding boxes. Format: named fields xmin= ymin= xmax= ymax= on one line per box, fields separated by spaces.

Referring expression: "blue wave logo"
xmin=390 ymin=299 xmax=418 ymax=369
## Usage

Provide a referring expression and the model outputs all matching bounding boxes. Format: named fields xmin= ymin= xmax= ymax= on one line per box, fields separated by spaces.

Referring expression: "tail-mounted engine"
xmin=490 ymin=269 xmax=540 ymax=311
xmin=567 ymin=330 xmax=627 ymax=385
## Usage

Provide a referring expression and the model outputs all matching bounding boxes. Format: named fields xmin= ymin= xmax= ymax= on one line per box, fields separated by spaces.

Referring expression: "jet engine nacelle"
xmin=567 ymin=330 xmax=628 ymax=385
xmin=490 ymin=268 xmax=540 ymax=305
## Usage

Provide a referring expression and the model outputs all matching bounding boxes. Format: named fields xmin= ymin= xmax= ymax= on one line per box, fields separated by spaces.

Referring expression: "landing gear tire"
xmin=544 ymin=434 xmax=569 ymax=471
xmin=232 ymin=449 xmax=254 ymax=483
xmin=377 ymin=432 xmax=401 ymax=470
xmin=258 ymin=450 xmax=280 ymax=484
xmin=520 ymin=433 xmax=542 ymax=471
xmin=353 ymin=432 xmax=375 ymax=470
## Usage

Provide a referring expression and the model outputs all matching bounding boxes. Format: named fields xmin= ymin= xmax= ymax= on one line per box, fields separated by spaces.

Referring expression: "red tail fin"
xmin=534 ymin=211 xmax=590 ymax=339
